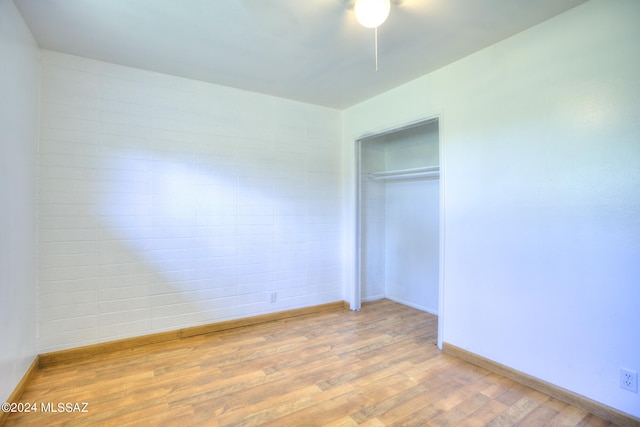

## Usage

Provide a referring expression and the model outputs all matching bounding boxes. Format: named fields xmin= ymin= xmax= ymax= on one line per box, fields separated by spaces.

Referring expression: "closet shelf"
xmin=368 ymin=166 xmax=439 ymax=182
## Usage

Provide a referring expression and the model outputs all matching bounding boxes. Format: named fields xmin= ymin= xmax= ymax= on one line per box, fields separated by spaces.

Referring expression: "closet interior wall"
xmin=359 ymin=120 xmax=440 ymax=314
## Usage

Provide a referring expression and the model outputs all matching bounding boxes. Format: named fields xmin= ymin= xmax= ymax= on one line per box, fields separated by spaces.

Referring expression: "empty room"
xmin=1 ymin=0 xmax=639 ymax=425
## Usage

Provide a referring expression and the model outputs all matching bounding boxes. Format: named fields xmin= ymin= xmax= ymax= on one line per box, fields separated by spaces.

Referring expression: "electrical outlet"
xmin=270 ymin=292 xmax=277 ymax=303
xmin=620 ymin=368 xmax=638 ymax=393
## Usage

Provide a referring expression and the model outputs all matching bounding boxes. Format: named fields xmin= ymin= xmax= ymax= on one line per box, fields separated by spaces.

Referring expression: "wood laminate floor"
xmin=4 ymin=299 xmax=615 ymax=426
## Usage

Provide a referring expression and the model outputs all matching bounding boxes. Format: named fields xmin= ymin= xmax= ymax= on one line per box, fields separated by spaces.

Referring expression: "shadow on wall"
xmin=96 ymin=147 xmax=316 ymax=338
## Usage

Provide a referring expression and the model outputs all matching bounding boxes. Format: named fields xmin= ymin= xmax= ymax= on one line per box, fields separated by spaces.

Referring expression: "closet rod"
xmin=368 ymin=166 xmax=440 ymax=182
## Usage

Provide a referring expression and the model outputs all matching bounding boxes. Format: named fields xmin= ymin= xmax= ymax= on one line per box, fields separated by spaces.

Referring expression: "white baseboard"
xmin=376 ymin=295 xmax=438 ymax=315
xmin=361 ymin=294 xmax=385 ymax=302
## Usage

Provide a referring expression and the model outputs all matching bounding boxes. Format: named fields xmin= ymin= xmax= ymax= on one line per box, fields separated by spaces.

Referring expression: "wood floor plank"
xmin=321 ymin=416 xmax=359 ymax=427
xmin=486 ymin=395 xmax=541 ymax=426
xmin=4 ymin=299 xmax=618 ymax=426
xmin=577 ymin=414 xmax=616 ymax=427
xmin=549 ymin=405 xmax=600 ymax=427
xmin=461 ymin=400 xmax=510 ymax=427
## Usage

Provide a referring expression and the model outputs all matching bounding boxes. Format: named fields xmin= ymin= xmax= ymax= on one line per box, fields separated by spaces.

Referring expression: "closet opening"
xmin=354 ymin=117 xmax=442 ymax=347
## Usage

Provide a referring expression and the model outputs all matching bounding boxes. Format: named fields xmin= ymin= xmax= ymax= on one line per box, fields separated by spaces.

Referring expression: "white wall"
xmin=384 ymin=124 xmax=439 ymax=313
xmin=343 ymin=0 xmax=640 ymax=418
xmin=0 ymin=0 xmax=40 ymax=402
xmin=384 ymin=179 xmax=439 ymax=313
xmin=385 ymin=122 xmax=440 ymax=314
xmin=38 ymin=51 xmax=343 ymax=352
xmin=359 ymin=139 xmax=386 ymax=301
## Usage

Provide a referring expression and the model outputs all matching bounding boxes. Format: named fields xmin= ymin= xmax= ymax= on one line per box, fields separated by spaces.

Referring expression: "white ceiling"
xmin=14 ymin=0 xmax=587 ymax=109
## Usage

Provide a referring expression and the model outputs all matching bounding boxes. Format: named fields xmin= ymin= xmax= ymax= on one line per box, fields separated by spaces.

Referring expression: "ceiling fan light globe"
xmin=354 ymin=0 xmax=391 ymax=28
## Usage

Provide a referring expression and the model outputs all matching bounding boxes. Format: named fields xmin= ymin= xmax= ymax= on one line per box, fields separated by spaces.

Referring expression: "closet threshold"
xmin=369 ymin=166 xmax=439 ymax=182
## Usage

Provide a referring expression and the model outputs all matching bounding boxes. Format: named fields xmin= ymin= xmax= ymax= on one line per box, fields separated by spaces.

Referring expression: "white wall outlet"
xmin=270 ymin=292 xmax=277 ymax=303
xmin=620 ymin=368 xmax=638 ymax=393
